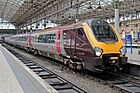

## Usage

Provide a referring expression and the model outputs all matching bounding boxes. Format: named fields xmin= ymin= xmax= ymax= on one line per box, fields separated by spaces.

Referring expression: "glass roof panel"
xmin=0 ymin=0 xmax=26 ymax=22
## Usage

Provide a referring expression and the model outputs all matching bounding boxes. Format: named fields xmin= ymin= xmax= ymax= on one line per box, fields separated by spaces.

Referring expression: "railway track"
xmin=3 ymin=45 xmax=87 ymax=93
xmin=3 ymin=44 xmax=140 ymax=93
xmin=105 ymin=73 xmax=140 ymax=93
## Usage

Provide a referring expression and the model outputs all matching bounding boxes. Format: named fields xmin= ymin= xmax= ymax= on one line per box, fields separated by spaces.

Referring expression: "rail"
xmin=3 ymin=45 xmax=87 ymax=93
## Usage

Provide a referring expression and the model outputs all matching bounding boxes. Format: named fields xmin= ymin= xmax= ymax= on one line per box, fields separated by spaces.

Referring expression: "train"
xmin=4 ymin=19 xmax=127 ymax=72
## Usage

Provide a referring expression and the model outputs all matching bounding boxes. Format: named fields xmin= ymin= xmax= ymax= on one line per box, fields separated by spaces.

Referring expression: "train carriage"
xmin=5 ymin=19 xmax=127 ymax=72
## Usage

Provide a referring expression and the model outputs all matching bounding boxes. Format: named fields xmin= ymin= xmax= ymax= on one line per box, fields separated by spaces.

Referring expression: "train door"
xmin=16 ymin=36 xmax=18 ymax=46
xmin=50 ymin=33 xmax=56 ymax=54
xmin=29 ymin=32 xmax=32 ymax=47
xmin=75 ymin=28 xmax=86 ymax=57
xmin=76 ymin=27 xmax=100 ymax=71
xmin=75 ymin=28 xmax=93 ymax=58
xmin=26 ymin=33 xmax=29 ymax=47
xmin=63 ymin=29 xmax=76 ymax=57
xmin=56 ymin=29 xmax=61 ymax=55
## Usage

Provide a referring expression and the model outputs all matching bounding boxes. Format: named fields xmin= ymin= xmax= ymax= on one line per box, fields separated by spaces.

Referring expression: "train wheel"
xmin=34 ymin=49 xmax=38 ymax=55
xmin=27 ymin=48 xmax=30 ymax=53
xmin=63 ymin=59 xmax=69 ymax=66
xmin=67 ymin=59 xmax=74 ymax=69
xmin=67 ymin=60 xmax=83 ymax=70
xmin=77 ymin=64 xmax=83 ymax=70
xmin=77 ymin=61 xmax=85 ymax=70
xmin=114 ymin=68 xmax=117 ymax=73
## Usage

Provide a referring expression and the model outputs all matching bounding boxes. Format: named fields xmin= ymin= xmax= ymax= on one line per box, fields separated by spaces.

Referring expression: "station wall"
xmin=119 ymin=19 xmax=140 ymax=42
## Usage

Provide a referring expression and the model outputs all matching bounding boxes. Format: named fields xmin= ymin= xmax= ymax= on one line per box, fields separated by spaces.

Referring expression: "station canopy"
xmin=0 ymin=0 xmax=25 ymax=22
xmin=0 ymin=0 xmax=114 ymax=25
xmin=0 ymin=0 xmax=140 ymax=29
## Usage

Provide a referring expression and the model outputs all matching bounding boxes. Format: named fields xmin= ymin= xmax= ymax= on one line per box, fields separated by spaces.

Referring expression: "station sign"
xmin=125 ymin=34 xmax=132 ymax=43
xmin=138 ymin=32 xmax=140 ymax=42
xmin=125 ymin=34 xmax=132 ymax=53
xmin=138 ymin=32 xmax=140 ymax=55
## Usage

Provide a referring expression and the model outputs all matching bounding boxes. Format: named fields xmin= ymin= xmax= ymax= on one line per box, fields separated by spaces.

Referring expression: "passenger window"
xmin=32 ymin=36 xmax=37 ymax=42
xmin=23 ymin=36 xmax=26 ymax=41
xmin=38 ymin=35 xmax=46 ymax=43
xmin=77 ymin=28 xmax=85 ymax=41
xmin=45 ymin=34 xmax=51 ymax=43
xmin=45 ymin=34 xmax=56 ymax=43
xmin=18 ymin=37 xmax=21 ymax=41
xmin=50 ymin=34 xmax=56 ymax=43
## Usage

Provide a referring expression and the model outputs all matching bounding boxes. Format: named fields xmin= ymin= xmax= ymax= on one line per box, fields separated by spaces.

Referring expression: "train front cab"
xmin=82 ymin=19 xmax=127 ymax=72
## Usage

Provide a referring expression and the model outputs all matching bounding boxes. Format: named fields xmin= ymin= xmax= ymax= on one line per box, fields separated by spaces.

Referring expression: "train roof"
xmin=16 ymin=19 xmax=106 ymax=36
xmin=31 ymin=20 xmax=85 ymax=35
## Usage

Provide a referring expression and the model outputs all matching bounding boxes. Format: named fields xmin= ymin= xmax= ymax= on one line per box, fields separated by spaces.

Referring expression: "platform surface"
xmin=126 ymin=48 xmax=140 ymax=65
xmin=0 ymin=44 xmax=58 ymax=93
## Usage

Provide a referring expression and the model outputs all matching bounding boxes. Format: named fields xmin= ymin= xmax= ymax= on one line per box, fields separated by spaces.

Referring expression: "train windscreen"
xmin=91 ymin=20 xmax=118 ymax=43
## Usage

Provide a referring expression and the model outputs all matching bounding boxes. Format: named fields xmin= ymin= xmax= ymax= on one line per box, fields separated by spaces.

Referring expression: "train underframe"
xmin=31 ymin=47 xmax=127 ymax=72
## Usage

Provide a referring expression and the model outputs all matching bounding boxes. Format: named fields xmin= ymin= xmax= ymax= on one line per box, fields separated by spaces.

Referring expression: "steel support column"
xmin=114 ymin=0 xmax=120 ymax=32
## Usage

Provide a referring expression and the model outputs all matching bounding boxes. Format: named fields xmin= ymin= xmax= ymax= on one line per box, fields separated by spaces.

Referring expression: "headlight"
xmin=120 ymin=46 xmax=126 ymax=55
xmin=95 ymin=47 xmax=103 ymax=56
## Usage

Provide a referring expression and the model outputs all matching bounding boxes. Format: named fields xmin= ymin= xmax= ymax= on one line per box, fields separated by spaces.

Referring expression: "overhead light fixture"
xmin=87 ymin=2 xmax=93 ymax=11
xmin=87 ymin=2 xmax=93 ymax=9
xmin=62 ymin=15 xmax=65 ymax=19
xmin=96 ymin=2 xmax=102 ymax=11
xmin=68 ymin=14 xmax=72 ymax=20
xmin=97 ymin=6 xmax=102 ymax=10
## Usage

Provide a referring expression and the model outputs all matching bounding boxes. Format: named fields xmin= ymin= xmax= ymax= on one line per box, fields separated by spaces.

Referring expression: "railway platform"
xmin=0 ymin=44 xmax=58 ymax=93
xmin=126 ymin=48 xmax=140 ymax=76
xmin=127 ymin=48 xmax=140 ymax=65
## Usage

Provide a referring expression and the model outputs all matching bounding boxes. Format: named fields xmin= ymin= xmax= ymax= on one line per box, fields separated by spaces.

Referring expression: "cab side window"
xmin=77 ymin=28 xmax=86 ymax=41
xmin=63 ymin=29 xmax=75 ymax=39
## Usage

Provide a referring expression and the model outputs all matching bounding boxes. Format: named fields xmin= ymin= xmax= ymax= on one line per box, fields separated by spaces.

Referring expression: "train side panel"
xmin=62 ymin=29 xmax=76 ymax=57
xmin=74 ymin=27 xmax=102 ymax=71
